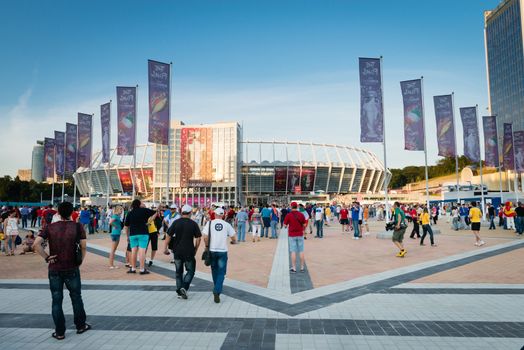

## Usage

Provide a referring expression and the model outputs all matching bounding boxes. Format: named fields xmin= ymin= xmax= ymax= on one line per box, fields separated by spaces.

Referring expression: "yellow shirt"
xmin=421 ymin=212 xmax=430 ymax=225
xmin=469 ymin=207 xmax=482 ymax=223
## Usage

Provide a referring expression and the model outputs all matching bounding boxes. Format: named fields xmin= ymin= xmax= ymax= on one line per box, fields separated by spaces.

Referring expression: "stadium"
xmin=73 ymin=121 xmax=390 ymax=206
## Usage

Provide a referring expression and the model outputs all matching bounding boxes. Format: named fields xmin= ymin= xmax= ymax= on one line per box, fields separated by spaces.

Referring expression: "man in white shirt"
xmin=202 ymin=207 xmax=237 ymax=303
xmin=314 ymin=205 xmax=324 ymax=238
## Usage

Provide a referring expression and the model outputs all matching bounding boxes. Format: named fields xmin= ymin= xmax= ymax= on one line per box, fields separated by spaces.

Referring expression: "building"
xmin=17 ymin=169 xmax=32 ymax=181
xmin=73 ymin=121 xmax=389 ymax=206
xmin=484 ymin=0 xmax=524 ymax=144
xmin=31 ymin=141 xmax=44 ymax=182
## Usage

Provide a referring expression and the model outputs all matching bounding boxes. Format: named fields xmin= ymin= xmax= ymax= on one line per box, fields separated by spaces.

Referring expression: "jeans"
xmin=352 ymin=220 xmax=360 ymax=238
xmin=516 ymin=217 xmax=524 ymax=234
xmin=21 ymin=215 xmax=28 ymax=228
xmin=489 ymin=215 xmax=495 ymax=229
xmin=237 ymin=221 xmax=246 ymax=241
xmin=410 ymin=221 xmax=420 ymax=238
xmin=210 ymin=251 xmax=228 ymax=295
xmin=37 ymin=217 xmax=41 ymax=227
xmin=421 ymin=224 xmax=434 ymax=245
xmin=262 ymin=218 xmax=270 ymax=237
xmin=48 ymin=268 xmax=87 ymax=336
xmin=270 ymin=220 xmax=278 ymax=238
xmin=174 ymin=256 xmax=196 ymax=292
xmin=315 ymin=220 xmax=323 ymax=238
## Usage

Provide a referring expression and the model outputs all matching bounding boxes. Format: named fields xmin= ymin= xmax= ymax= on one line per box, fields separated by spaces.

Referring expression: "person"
xmin=392 ymin=202 xmax=407 ymax=257
xmin=235 ymin=207 xmax=248 ymax=242
xmin=420 ymin=207 xmax=437 ymax=247
xmin=503 ymin=202 xmax=516 ymax=231
xmin=79 ymin=207 xmax=91 ymax=234
xmin=339 ymin=205 xmax=349 ymax=232
xmin=451 ymin=206 xmax=460 ymax=231
xmin=515 ymin=202 xmax=524 ymax=236
xmin=498 ymin=204 xmax=504 ymax=227
xmin=409 ymin=205 xmax=421 ymax=239
xmin=261 ymin=205 xmax=272 ymax=238
xmin=350 ymin=203 xmax=360 ymax=240
xmin=31 ymin=206 xmax=39 ymax=227
xmin=298 ymin=204 xmax=310 ymax=240
xmin=146 ymin=208 xmax=162 ymax=267
xmin=108 ymin=206 xmax=123 ymax=269
xmin=487 ymin=203 xmax=496 ymax=230
xmin=284 ymin=202 xmax=306 ymax=273
xmin=202 ymin=207 xmax=237 ymax=303
xmin=459 ymin=204 xmax=469 ymax=230
xmin=19 ymin=233 xmax=36 ymax=254
xmin=314 ymin=205 xmax=324 ymax=238
xmin=124 ymin=199 xmax=159 ymax=274
xmin=42 ymin=205 xmax=58 ymax=230
xmin=4 ymin=210 xmax=19 ymax=256
xmin=20 ymin=205 xmax=29 ymax=229
xmin=164 ymin=205 xmax=202 ymax=299
xmin=33 ymin=202 xmax=91 ymax=340
xmin=251 ymin=208 xmax=262 ymax=242
xmin=362 ymin=205 xmax=370 ymax=235
xmin=270 ymin=204 xmax=279 ymax=239
xmin=431 ymin=205 xmax=439 ymax=225
xmin=469 ymin=201 xmax=485 ymax=246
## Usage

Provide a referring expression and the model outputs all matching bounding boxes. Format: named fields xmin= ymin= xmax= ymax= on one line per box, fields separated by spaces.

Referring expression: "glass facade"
xmin=485 ymin=0 xmax=524 ymax=146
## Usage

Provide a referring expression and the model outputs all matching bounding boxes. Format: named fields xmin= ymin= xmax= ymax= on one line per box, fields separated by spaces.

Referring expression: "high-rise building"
xmin=31 ymin=141 xmax=44 ymax=182
xmin=17 ymin=169 xmax=32 ymax=181
xmin=484 ymin=0 xmax=524 ymax=146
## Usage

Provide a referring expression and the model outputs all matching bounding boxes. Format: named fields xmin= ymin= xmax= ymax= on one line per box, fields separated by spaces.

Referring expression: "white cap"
xmin=214 ymin=208 xmax=225 ymax=216
xmin=181 ymin=205 xmax=192 ymax=214
xmin=169 ymin=204 xmax=177 ymax=209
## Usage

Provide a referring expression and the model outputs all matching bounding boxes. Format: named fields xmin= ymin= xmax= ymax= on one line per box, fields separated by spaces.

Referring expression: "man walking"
xmin=283 ymin=202 xmax=306 ymax=273
xmin=392 ymin=201 xmax=407 ymax=257
xmin=515 ymin=202 xmax=524 ymax=236
xmin=487 ymin=203 xmax=496 ymax=230
xmin=260 ymin=205 xmax=272 ymax=238
xmin=34 ymin=202 xmax=91 ymax=340
xmin=314 ymin=204 xmax=324 ymax=238
xmin=351 ymin=202 xmax=360 ymax=239
xmin=20 ymin=205 xmax=29 ymax=229
xmin=469 ymin=201 xmax=485 ymax=246
xmin=235 ymin=207 xmax=248 ymax=242
xmin=270 ymin=204 xmax=280 ymax=239
xmin=203 ymin=208 xmax=237 ymax=303
xmin=165 ymin=205 xmax=201 ymax=299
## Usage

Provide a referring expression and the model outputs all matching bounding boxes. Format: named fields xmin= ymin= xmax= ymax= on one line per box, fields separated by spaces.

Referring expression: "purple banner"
xmin=101 ymin=102 xmax=111 ymax=163
xmin=482 ymin=116 xmax=499 ymax=168
xmin=54 ymin=131 xmax=65 ymax=177
xmin=502 ymin=123 xmax=514 ymax=170
xmin=77 ymin=113 xmax=92 ymax=168
xmin=433 ymin=95 xmax=456 ymax=157
xmin=65 ymin=123 xmax=77 ymax=175
xmin=459 ymin=107 xmax=480 ymax=163
xmin=44 ymin=137 xmax=55 ymax=179
xmin=116 ymin=86 xmax=136 ymax=155
xmin=148 ymin=60 xmax=170 ymax=145
xmin=359 ymin=58 xmax=383 ymax=142
xmin=400 ymin=79 xmax=424 ymax=151
xmin=514 ymin=131 xmax=524 ymax=172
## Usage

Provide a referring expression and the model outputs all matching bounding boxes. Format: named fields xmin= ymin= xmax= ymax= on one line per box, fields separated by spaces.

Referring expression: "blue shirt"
xmin=236 ymin=211 xmax=248 ymax=222
xmin=79 ymin=210 xmax=91 ymax=224
xmin=459 ymin=207 xmax=468 ymax=217
xmin=261 ymin=208 xmax=272 ymax=218
xmin=351 ymin=207 xmax=360 ymax=221
xmin=20 ymin=207 xmax=29 ymax=216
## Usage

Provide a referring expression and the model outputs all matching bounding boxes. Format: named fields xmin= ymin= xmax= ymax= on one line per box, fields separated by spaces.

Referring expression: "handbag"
xmin=74 ymin=223 xmax=83 ymax=266
xmin=201 ymin=220 xmax=212 ymax=266
xmin=15 ymin=235 xmax=22 ymax=246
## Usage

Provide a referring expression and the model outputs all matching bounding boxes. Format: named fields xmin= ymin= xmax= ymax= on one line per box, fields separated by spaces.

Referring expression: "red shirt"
xmin=284 ymin=210 xmax=306 ymax=237
xmin=208 ymin=210 xmax=216 ymax=220
xmin=339 ymin=208 xmax=349 ymax=220
xmin=71 ymin=211 xmax=79 ymax=222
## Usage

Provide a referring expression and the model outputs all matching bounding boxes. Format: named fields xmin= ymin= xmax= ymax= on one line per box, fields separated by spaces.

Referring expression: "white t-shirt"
xmin=314 ymin=207 xmax=324 ymax=221
xmin=202 ymin=219 xmax=236 ymax=252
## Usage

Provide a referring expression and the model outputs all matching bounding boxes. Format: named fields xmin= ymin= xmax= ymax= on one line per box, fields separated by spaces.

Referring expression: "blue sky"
xmin=0 ymin=0 xmax=501 ymax=176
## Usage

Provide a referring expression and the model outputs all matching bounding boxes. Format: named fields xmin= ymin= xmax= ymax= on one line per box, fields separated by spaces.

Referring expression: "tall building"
xmin=484 ymin=0 xmax=524 ymax=146
xmin=17 ymin=169 xmax=32 ymax=181
xmin=31 ymin=141 xmax=44 ymax=182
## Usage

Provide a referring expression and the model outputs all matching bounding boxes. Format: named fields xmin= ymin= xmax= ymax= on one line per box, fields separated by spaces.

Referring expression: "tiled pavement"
xmin=1 ymin=220 xmax=524 ymax=349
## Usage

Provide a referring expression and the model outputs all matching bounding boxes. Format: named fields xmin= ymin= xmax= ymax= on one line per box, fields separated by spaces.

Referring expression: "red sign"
xmin=294 ymin=186 xmax=302 ymax=194
xmin=118 ymin=170 xmax=133 ymax=193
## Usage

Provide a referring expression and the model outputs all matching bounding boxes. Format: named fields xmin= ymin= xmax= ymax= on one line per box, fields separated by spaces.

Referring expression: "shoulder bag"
xmin=74 ymin=222 xmax=83 ymax=266
xmin=201 ymin=220 xmax=212 ymax=266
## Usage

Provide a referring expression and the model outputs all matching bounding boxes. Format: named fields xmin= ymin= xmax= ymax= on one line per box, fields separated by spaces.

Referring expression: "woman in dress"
xmin=251 ymin=208 xmax=262 ymax=242
xmin=4 ymin=210 xmax=19 ymax=256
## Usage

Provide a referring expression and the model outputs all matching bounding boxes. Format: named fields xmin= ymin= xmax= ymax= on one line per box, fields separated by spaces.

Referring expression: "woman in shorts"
xmin=4 ymin=210 xmax=19 ymax=256
xmin=108 ymin=206 xmax=123 ymax=269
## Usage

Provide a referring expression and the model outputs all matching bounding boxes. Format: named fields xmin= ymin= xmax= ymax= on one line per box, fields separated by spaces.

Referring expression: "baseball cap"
xmin=214 ymin=208 xmax=225 ymax=215
xmin=181 ymin=204 xmax=192 ymax=214
xmin=290 ymin=202 xmax=298 ymax=208
xmin=169 ymin=204 xmax=177 ymax=209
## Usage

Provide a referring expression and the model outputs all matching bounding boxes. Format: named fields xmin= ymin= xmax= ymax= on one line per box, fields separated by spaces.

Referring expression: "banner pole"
xmin=379 ymin=56 xmax=390 ymax=221
xmin=421 ymin=76 xmax=430 ymax=209
xmin=51 ymin=143 xmax=56 ymax=204
xmin=73 ymin=177 xmax=77 ymax=206
xmin=451 ymin=92 xmax=460 ymax=205
xmin=166 ymin=62 xmax=173 ymax=205
xmin=106 ymin=100 xmax=112 ymax=209
xmin=476 ymin=105 xmax=485 ymax=220
xmin=132 ymin=86 xmax=137 ymax=201
xmin=511 ymin=130 xmax=519 ymax=203
xmin=61 ymin=177 xmax=65 ymax=203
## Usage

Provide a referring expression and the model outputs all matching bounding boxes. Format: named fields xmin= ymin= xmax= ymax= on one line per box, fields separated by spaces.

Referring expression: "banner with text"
xmin=54 ymin=131 xmax=65 ymax=177
xmin=77 ymin=113 xmax=92 ymax=168
xmin=359 ymin=58 xmax=383 ymax=142
xmin=482 ymin=116 xmax=499 ymax=168
xmin=148 ymin=60 xmax=170 ymax=145
xmin=459 ymin=107 xmax=480 ymax=163
xmin=101 ymin=102 xmax=111 ymax=163
xmin=116 ymin=86 xmax=136 ymax=155
xmin=433 ymin=95 xmax=456 ymax=157
xmin=514 ymin=131 xmax=524 ymax=172
xmin=502 ymin=123 xmax=514 ymax=170
xmin=44 ymin=137 xmax=55 ymax=179
xmin=65 ymin=123 xmax=77 ymax=175
xmin=400 ymin=79 xmax=424 ymax=151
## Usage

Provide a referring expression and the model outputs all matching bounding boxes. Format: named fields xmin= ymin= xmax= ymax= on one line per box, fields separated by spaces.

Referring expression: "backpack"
xmin=45 ymin=211 xmax=54 ymax=224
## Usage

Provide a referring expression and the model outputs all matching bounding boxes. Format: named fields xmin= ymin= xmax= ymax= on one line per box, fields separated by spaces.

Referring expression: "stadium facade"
xmin=73 ymin=121 xmax=390 ymax=205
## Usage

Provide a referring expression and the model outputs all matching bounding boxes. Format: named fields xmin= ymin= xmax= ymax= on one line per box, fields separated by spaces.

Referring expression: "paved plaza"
xmin=1 ymin=219 xmax=524 ymax=349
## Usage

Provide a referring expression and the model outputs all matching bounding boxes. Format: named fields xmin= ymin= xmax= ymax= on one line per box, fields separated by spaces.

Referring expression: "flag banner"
xmin=65 ymin=123 xmax=77 ymax=175
xmin=359 ymin=58 xmax=383 ymax=142
xmin=514 ymin=131 xmax=524 ymax=172
xmin=148 ymin=60 xmax=170 ymax=145
xmin=44 ymin=137 xmax=56 ymax=179
xmin=117 ymin=86 xmax=137 ymax=155
xmin=77 ymin=113 xmax=92 ymax=168
xmin=482 ymin=116 xmax=499 ymax=168
xmin=459 ymin=107 xmax=480 ymax=163
xmin=400 ymin=79 xmax=424 ymax=151
xmin=101 ymin=102 xmax=111 ymax=163
xmin=54 ymin=131 xmax=65 ymax=177
xmin=502 ymin=123 xmax=514 ymax=170
xmin=433 ymin=95 xmax=456 ymax=157
xmin=274 ymin=167 xmax=287 ymax=192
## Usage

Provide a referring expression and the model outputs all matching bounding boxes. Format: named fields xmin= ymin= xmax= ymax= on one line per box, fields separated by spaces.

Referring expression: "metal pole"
xmin=380 ymin=56 xmax=390 ymax=221
xmin=499 ymin=166 xmax=503 ymax=203
xmin=51 ymin=145 xmax=55 ymax=204
xmin=476 ymin=105 xmax=485 ymax=219
xmin=451 ymin=92 xmax=460 ymax=205
xmin=73 ymin=179 xmax=76 ymax=206
xmin=166 ymin=62 xmax=173 ymax=205
xmin=132 ymin=85 xmax=137 ymax=201
xmin=61 ymin=178 xmax=65 ymax=203
xmin=106 ymin=100 xmax=112 ymax=209
xmin=421 ymin=77 xmax=430 ymax=209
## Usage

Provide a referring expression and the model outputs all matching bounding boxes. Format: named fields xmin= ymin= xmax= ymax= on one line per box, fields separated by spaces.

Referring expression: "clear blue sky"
xmin=0 ymin=0 xmax=502 ymax=175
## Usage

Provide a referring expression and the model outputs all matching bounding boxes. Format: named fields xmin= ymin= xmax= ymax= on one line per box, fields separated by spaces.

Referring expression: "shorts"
xmin=471 ymin=222 xmax=481 ymax=231
xmin=149 ymin=232 xmax=158 ymax=251
xmin=340 ymin=218 xmax=349 ymax=225
xmin=129 ymin=234 xmax=149 ymax=249
xmin=392 ymin=227 xmax=406 ymax=243
xmin=288 ymin=236 xmax=304 ymax=253
xmin=110 ymin=234 xmax=120 ymax=242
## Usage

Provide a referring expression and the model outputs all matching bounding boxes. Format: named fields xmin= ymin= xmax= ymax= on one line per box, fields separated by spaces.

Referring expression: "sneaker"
xmin=431 ymin=244 xmax=438 ymax=247
xmin=474 ymin=242 xmax=480 ymax=246
xmin=139 ymin=270 xmax=150 ymax=275
xmin=420 ymin=243 xmax=426 ymax=246
xmin=478 ymin=240 xmax=485 ymax=246
xmin=126 ymin=269 xmax=136 ymax=274
xmin=179 ymin=288 xmax=188 ymax=300
xmin=355 ymin=237 xmax=360 ymax=240
xmin=148 ymin=260 xmax=153 ymax=267
xmin=290 ymin=268 xmax=296 ymax=273
xmin=213 ymin=292 xmax=220 ymax=303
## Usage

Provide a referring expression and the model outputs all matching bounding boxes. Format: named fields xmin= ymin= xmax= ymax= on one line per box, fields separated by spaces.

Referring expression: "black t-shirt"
xmin=124 ymin=207 xmax=156 ymax=236
xmin=488 ymin=206 xmax=495 ymax=216
xmin=516 ymin=207 xmax=524 ymax=217
xmin=167 ymin=217 xmax=202 ymax=258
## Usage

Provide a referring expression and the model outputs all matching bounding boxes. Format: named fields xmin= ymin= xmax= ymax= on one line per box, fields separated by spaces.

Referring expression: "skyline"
xmin=0 ymin=0 xmax=503 ymax=176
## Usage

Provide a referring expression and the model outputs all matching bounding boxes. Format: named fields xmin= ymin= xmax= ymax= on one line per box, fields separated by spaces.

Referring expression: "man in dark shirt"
xmin=164 ymin=205 xmax=201 ymax=299
xmin=515 ymin=202 xmax=524 ymax=235
xmin=487 ymin=203 xmax=496 ymax=230
xmin=34 ymin=202 xmax=90 ymax=340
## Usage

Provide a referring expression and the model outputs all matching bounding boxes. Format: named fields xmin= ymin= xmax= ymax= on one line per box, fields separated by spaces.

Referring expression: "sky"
xmin=0 ymin=0 xmax=502 ymax=176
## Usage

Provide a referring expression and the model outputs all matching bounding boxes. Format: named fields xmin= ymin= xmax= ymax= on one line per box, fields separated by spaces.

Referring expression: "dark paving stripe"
xmin=85 ymin=242 xmax=524 ymax=317
xmin=382 ymin=288 xmax=524 ymax=295
xmin=0 ymin=283 xmax=211 ymax=292
xmin=289 ymin=255 xmax=313 ymax=294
